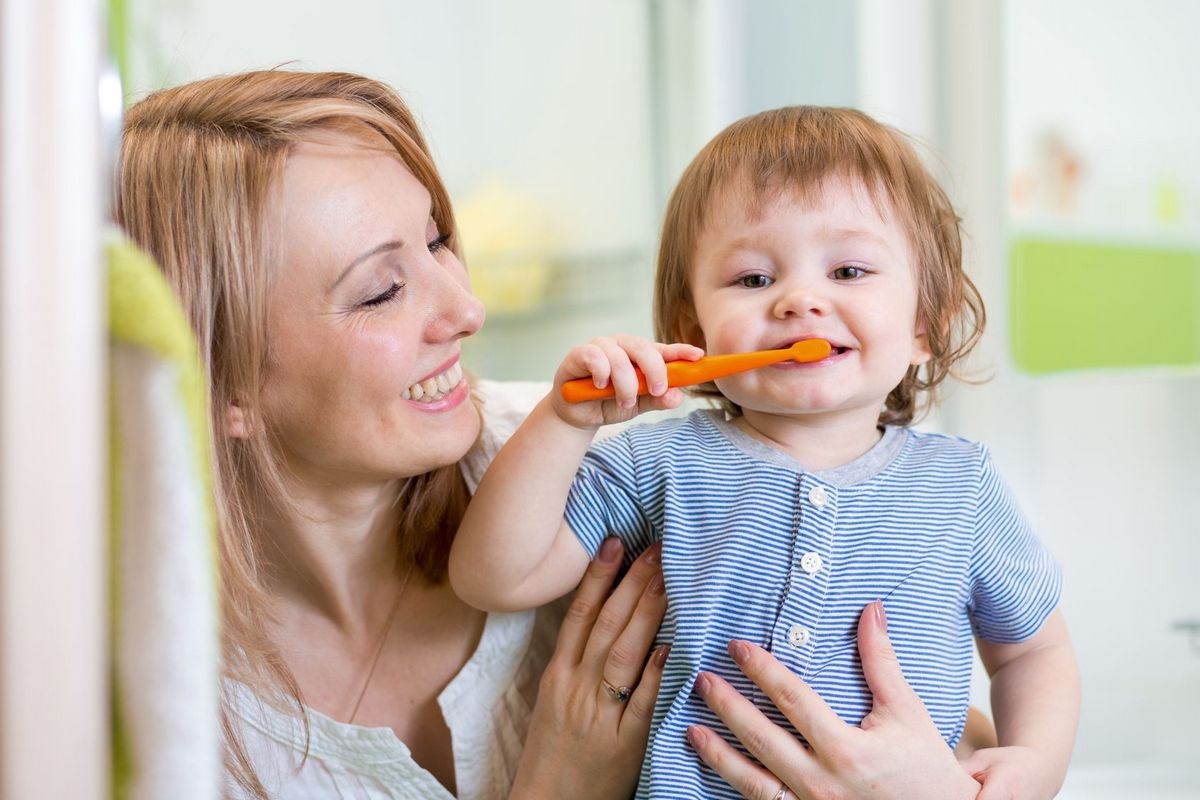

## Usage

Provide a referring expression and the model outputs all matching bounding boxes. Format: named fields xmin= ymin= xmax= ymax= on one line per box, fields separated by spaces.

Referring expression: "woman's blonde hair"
xmin=654 ymin=106 xmax=985 ymax=425
xmin=115 ymin=70 xmax=472 ymax=797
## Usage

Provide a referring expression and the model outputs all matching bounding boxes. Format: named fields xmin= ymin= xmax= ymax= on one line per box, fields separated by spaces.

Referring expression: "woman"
xmin=116 ymin=70 xmax=989 ymax=799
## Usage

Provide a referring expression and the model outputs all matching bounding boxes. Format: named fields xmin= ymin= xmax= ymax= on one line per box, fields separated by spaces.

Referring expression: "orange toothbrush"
xmin=561 ymin=339 xmax=832 ymax=403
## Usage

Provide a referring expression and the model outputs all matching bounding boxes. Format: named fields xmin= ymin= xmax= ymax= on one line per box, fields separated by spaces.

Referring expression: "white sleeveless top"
xmin=226 ymin=380 xmax=561 ymax=799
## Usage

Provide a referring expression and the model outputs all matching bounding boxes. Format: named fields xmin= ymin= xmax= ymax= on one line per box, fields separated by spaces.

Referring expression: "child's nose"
xmin=772 ymin=281 xmax=830 ymax=319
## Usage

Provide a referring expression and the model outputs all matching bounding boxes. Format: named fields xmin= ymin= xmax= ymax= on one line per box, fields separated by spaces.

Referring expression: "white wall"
xmin=127 ymin=0 xmax=659 ymax=379
xmin=128 ymin=0 xmax=655 ymax=251
xmin=1005 ymin=0 xmax=1200 ymax=235
xmin=981 ymin=0 xmax=1200 ymax=765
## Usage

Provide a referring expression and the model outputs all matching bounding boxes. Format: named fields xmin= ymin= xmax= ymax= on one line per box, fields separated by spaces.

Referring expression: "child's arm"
xmin=965 ymin=610 xmax=1080 ymax=799
xmin=448 ymin=336 xmax=702 ymax=613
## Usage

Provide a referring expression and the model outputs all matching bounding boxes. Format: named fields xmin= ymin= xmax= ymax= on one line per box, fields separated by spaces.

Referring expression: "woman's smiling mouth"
xmin=403 ymin=360 xmax=464 ymax=402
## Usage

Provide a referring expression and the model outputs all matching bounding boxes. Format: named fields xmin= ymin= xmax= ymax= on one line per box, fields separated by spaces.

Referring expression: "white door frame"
xmin=0 ymin=0 xmax=107 ymax=797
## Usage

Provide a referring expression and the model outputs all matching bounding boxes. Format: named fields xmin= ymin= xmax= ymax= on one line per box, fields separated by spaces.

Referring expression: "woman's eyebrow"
xmin=330 ymin=239 xmax=404 ymax=292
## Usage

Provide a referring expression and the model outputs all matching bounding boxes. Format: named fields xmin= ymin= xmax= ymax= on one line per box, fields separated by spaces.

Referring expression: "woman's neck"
xmin=255 ymin=476 xmax=409 ymax=627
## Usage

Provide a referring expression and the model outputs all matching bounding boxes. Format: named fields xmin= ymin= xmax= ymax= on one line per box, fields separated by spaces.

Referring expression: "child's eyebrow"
xmin=819 ymin=226 xmax=894 ymax=252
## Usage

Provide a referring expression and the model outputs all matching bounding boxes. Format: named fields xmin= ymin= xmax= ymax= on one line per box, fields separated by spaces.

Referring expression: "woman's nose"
xmin=425 ymin=263 xmax=485 ymax=343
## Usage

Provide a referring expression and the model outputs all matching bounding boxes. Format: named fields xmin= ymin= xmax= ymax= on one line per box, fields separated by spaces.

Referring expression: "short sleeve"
xmin=968 ymin=449 xmax=1062 ymax=643
xmin=564 ymin=431 xmax=659 ymax=563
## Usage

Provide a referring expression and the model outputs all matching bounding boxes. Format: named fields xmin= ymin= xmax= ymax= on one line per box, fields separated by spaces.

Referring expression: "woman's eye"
xmin=361 ymin=281 xmax=403 ymax=308
xmin=427 ymin=233 xmax=450 ymax=254
xmin=832 ymin=265 xmax=866 ymax=280
xmin=738 ymin=274 xmax=773 ymax=289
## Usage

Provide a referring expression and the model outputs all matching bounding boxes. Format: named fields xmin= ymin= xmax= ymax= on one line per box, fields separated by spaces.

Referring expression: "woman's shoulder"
xmin=461 ymin=379 xmax=549 ymax=493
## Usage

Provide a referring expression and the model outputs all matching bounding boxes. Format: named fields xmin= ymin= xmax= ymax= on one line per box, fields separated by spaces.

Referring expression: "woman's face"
xmin=258 ymin=127 xmax=485 ymax=487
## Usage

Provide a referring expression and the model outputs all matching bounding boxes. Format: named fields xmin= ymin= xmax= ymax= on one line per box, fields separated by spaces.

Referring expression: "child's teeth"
xmin=402 ymin=388 xmax=411 ymax=400
xmin=422 ymin=378 xmax=438 ymax=397
xmin=410 ymin=382 xmax=424 ymax=400
xmin=436 ymin=373 xmax=451 ymax=393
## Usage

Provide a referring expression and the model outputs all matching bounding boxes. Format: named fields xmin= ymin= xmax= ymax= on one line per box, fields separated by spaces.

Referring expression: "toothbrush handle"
xmin=560 ymin=341 xmax=829 ymax=403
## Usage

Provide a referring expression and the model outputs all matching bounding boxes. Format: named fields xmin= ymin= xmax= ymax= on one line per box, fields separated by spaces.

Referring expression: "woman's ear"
xmin=224 ymin=400 xmax=258 ymax=439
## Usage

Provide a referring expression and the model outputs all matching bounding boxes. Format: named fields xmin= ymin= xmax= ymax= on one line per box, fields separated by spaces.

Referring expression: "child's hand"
xmin=961 ymin=745 xmax=1058 ymax=800
xmin=551 ymin=335 xmax=704 ymax=429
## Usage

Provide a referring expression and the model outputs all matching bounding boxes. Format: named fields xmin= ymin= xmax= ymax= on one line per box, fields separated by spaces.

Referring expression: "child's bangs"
xmin=728 ymin=111 xmax=918 ymax=227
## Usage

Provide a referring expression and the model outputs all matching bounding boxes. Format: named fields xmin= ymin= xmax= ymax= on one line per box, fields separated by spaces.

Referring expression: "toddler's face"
xmin=686 ymin=173 xmax=931 ymax=424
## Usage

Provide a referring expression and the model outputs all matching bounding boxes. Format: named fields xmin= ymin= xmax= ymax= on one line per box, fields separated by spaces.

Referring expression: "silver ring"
xmin=601 ymin=677 xmax=632 ymax=702
xmin=772 ymin=785 xmax=790 ymax=800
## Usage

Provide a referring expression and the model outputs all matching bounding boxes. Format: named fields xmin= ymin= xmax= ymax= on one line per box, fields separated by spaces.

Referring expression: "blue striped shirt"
xmin=564 ymin=410 xmax=1061 ymax=800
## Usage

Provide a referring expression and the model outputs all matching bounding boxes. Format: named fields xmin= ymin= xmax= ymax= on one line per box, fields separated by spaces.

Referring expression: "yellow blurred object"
xmin=456 ymin=180 xmax=555 ymax=316
xmin=1154 ymin=178 xmax=1182 ymax=225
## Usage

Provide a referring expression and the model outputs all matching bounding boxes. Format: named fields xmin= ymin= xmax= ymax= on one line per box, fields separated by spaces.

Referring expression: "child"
xmin=449 ymin=106 xmax=1078 ymax=799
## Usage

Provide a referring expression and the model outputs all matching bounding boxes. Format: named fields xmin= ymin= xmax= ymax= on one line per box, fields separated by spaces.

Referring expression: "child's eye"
xmin=831 ymin=265 xmax=867 ymax=280
xmin=427 ymin=233 xmax=450 ymax=254
xmin=738 ymin=274 xmax=774 ymax=289
xmin=361 ymin=280 xmax=404 ymax=308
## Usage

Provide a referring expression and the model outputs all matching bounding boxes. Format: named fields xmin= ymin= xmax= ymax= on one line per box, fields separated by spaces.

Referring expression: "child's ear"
xmin=677 ymin=306 xmax=707 ymax=349
xmin=224 ymin=398 xmax=260 ymax=439
xmin=911 ymin=322 xmax=933 ymax=366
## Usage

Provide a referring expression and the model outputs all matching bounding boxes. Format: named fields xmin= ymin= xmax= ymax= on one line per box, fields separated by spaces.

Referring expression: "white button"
xmin=800 ymin=552 xmax=823 ymax=574
xmin=787 ymin=624 xmax=811 ymax=648
xmin=808 ymin=486 xmax=829 ymax=508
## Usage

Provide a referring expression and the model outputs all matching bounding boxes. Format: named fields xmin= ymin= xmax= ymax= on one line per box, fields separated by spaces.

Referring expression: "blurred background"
xmin=1 ymin=0 xmax=1197 ymax=796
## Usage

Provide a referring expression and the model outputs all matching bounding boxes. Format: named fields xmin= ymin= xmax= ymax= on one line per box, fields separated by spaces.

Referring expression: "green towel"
xmin=108 ymin=231 xmax=220 ymax=799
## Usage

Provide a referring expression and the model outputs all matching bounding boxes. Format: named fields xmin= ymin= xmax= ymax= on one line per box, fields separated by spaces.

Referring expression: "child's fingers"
xmin=559 ymin=342 xmax=612 ymax=391
xmin=637 ymin=387 xmax=686 ymax=415
xmin=615 ymin=335 xmax=670 ymax=398
xmin=657 ymin=342 xmax=705 ymax=363
xmin=595 ymin=337 xmax=639 ymax=408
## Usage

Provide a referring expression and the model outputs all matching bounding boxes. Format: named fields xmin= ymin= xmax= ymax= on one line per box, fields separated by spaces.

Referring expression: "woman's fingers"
xmin=622 ymin=644 xmax=669 ymax=735
xmin=686 ymin=724 xmax=790 ymax=800
xmin=726 ymin=640 xmax=846 ymax=752
xmin=692 ymin=670 xmax=818 ymax=779
xmin=599 ymin=567 xmax=667 ymax=704
xmin=554 ymin=537 xmax=626 ymax=664
xmin=580 ymin=542 xmax=662 ymax=668
xmin=856 ymin=601 xmax=923 ymax=719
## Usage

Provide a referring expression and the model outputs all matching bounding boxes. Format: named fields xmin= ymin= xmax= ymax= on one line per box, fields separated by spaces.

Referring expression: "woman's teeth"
xmin=402 ymin=361 xmax=463 ymax=402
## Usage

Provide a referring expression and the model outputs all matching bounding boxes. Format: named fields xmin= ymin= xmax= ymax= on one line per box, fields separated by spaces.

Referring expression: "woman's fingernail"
xmin=693 ymin=672 xmax=711 ymax=696
xmin=644 ymin=544 xmax=661 ymax=566
xmin=686 ymin=726 xmax=707 ymax=749
xmin=873 ymin=599 xmax=887 ymax=627
xmin=648 ymin=573 xmax=665 ymax=596
xmin=598 ymin=537 xmax=620 ymax=563
xmin=653 ymin=644 xmax=670 ymax=667
xmin=728 ymin=640 xmax=751 ymax=665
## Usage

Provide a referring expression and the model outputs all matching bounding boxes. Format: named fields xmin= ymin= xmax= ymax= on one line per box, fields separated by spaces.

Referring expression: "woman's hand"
xmin=511 ymin=538 xmax=667 ymax=800
xmin=688 ymin=601 xmax=982 ymax=800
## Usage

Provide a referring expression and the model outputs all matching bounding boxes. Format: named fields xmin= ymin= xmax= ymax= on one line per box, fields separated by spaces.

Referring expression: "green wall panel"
xmin=1009 ymin=235 xmax=1200 ymax=374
